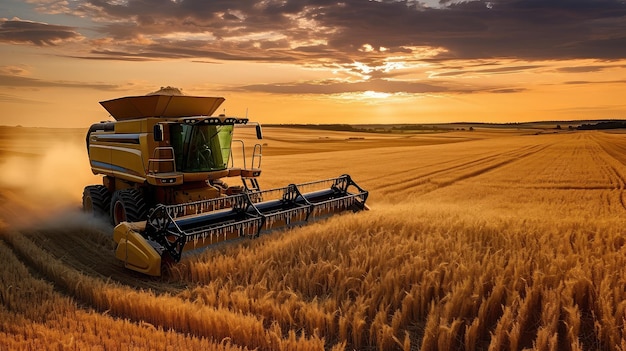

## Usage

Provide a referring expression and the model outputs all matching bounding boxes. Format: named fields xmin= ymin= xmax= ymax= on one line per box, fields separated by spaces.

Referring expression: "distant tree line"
xmin=269 ymin=124 xmax=361 ymax=132
xmin=391 ymin=124 xmax=454 ymax=131
xmin=577 ymin=121 xmax=626 ymax=130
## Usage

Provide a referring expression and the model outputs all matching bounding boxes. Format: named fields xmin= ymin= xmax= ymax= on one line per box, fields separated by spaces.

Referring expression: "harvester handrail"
xmin=249 ymin=187 xmax=290 ymax=203
xmin=231 ymin=139 xmax=247 ymax=169
xmin=252 ymin=144 xmax=262 ymax=169
xmin=230 ymin=140 xmax=262 ymax=171
xmin=253 ymin=176 xmax=339 ymax=195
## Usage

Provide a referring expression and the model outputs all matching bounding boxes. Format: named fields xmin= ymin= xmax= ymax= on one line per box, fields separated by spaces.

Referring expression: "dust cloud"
xmin=0 ymin=136 xmax=102 ymax=229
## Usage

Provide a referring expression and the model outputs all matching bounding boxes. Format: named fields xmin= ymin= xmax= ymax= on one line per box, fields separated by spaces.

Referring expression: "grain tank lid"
xmin=99 ymin=95 xmax=226 ymax=120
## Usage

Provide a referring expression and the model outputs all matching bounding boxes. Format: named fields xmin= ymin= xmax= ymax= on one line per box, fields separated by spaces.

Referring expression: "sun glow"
xmin=332 ymin=90 xmax=401 ymax=102
xmin=160 ymin=32 xmax=217 ymax=41
xmin=362 ymin=90 xmax=391 ymax=99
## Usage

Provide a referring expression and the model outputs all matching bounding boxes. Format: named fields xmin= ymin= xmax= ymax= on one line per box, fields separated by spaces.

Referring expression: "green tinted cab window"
xmin=170 ymin=123 xmax=233 ymax=172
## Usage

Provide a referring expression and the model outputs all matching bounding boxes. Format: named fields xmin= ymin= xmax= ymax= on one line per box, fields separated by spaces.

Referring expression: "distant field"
xmin=2 ymin=125 xmax=626 ymax=350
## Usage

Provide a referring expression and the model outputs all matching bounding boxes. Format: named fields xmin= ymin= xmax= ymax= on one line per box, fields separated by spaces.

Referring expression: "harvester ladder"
xmin=243 ymin=144 xmax=262 ymax=192
xmin=243 ymin=177 xmax=261 ymax=192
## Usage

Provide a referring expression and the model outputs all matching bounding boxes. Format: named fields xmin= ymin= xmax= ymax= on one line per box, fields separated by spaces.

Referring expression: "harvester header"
xmin=83 ymin=87 xmax=368 ymax=276
xmin=116 ymin=175 xmax=367 ymax=276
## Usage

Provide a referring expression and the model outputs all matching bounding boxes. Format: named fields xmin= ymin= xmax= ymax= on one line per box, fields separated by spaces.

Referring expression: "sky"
xmin=0 ymin=0 xmax=625 ymax=127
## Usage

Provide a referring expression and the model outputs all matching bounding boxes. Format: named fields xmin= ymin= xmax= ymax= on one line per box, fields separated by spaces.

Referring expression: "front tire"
xmin=83 ymin=185 xmax=111 ymax=219
xmin=110 ymin=188 xmax=148 ymax=225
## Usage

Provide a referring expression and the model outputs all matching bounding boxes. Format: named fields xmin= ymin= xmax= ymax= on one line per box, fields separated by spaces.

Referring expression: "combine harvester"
xmin=83 ymin=87 xmax=368 ymax=276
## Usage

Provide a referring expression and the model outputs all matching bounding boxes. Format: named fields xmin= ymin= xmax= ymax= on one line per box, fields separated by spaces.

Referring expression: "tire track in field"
xmin=589 ymin=133 xmax=626 ymax=212
xmin=357 ymin=159 xmax=462 ymax=188
xmin=581 ymin=134 xmax=626 ymax=213
xmin=595 ymin=148 xmax=621 ymax=211
xmin=588 ymin=134 xmax=624 ymax=208
xmin=377 ymin=143 xmax=551 ymax=197
xmin=372 ymin=153 xmax=504 ymax=190
xmin=375 ymin=145 xmax=535 ymax=192
xmin=20 ymin=225 xmax=187 ymax=294
xmin=358 ymin=149 xmax=503 ymax=187
xmin=576 ymin=138 xmax=614 ymax=212
xmin=0 ymin=188 xmax=184 ymax=295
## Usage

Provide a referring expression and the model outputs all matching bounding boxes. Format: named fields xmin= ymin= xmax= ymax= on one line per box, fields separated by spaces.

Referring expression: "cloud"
xmin=25 ymin=0 xmax=73 ymax=15
xmin=237 ymin=78 xmax=446 ymax=95
xmin=9 ymin=0 xmax=626 ymax=98
xmin=0 ymin=72 xmax=119 ymax=90
xmin=556 ymin=61 xmax=626 ymax=73
xmin=318 ymin=0 xmax=626 ymax=61
xmin=489 ymin=88 xmax=526 ymax=93
xmin=0 ymin=17 xmax=83 ymax=45
xmin=235 ymin=77 xmax=510 ymax=95
xmin=0 ymin=64 xmax=32 ymax=76
xmin=21 ymin=0 xmax=626 ymax=65
xmin=556 ymin=65 xmax=620 ymax=73
xmin=432 ymin=64 xmax=544 ymax=77
xmin=18 ymin=0 xmax=626 ymax=69
xmin=0 ymin=93 xmax=45 ymax=104
xmin=83 ymin=39 xmax=300 ymax=62
xmin=563 ymin=79 xmax=626 ymax=85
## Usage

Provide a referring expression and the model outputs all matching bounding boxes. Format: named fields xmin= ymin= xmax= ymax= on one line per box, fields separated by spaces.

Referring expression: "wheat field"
xmin=2 ymin=126 xmax=626 ymax=350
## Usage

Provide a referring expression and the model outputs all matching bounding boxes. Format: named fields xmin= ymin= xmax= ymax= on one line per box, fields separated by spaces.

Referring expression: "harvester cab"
xmin=83 ymin=88 xmax=368 ymax=276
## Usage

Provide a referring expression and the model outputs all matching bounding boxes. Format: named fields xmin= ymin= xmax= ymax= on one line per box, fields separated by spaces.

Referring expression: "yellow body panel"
xmin=89 ymin=118 xmax=159 ymax=182
xmin=173 ymin=185 xmax=221 ymax=203
xmin=115 ymin=119 xmax=146 ymax=133
xmin=113 ymin=222 xmax=161 ymax=276
xmin=146 ymin=173 xmax=184 ymax=186
xmin=183 ymin=170 xmax=229 ymax=182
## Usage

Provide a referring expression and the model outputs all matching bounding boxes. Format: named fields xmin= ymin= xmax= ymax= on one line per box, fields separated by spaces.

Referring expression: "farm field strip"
xmin=239 ymin=127 xmax=480 ymax=157
xmin=589 ymin=145 xmax=626 ymax=212
xmin=253 ymin=131 xmax=531 ymax=191
xmin=21 ymin=223 xmax=186 ymax=294
xmin=150 ymin=132 xmax=626 ymax=346
xmin=258 ymin=135 xmax=557 ymax=204
xmin=587 ymin=134 xmax=626 ymax=211
xmin=0 ymin=238 xmax=250 ymax=351
xmin=0 ymin=227 xmax=335 ymax=351
xmin=4 ymin=128 xmax=626 ymax=350
xmin=412 ymin=133 xmax=626 ymax=220
xmin=374 ymin=144 xmax=544 ymax=190
xmin=448 ymin=134 xmax=626 ymax=189
xmin=591 ymin=132 xmax=626 ymax=166
xmin=376 ymin=144 xmax=550 ymax=199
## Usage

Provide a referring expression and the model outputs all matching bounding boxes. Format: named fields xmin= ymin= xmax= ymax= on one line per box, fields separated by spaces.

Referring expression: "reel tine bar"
xmin=144 ymin=174 xmax=368 ymax=262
